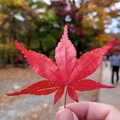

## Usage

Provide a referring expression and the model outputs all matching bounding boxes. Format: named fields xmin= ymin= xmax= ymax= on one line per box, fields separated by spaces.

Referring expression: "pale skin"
xmin=55 ymin=101 xmax=120 ymax=120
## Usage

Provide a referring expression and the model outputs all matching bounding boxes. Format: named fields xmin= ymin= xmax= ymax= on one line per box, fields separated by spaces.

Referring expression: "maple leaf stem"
xmin=64 ymin=86 xmax=68 ymax=108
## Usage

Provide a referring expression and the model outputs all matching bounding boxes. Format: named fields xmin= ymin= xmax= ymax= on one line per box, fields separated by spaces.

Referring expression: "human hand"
xmin=55 ymin=101 xmax=120 ymax=120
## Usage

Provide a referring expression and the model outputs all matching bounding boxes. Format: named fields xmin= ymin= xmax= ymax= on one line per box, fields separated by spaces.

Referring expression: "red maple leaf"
xmin=7 ymin=25 xmax=116 ymax=107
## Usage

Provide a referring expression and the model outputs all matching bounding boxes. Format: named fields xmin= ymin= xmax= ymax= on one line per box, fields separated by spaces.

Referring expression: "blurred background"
xmin=0 ymin=0 xmax=120 ymax=119
xmin=0 ymin=0 xmax=120 ymax=64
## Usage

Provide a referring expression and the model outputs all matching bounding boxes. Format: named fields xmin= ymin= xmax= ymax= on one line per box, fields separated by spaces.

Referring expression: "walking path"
xmin=1 ymin=66 xmax=100 ymax=120
xmin=1 ymin=62 xmax=120 ymax=119
xmin=99 ymin=61 xmax=120 ymax=110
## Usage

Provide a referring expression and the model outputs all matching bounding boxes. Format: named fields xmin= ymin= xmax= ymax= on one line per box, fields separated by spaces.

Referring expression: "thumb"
xmin=55 ymin=108 xmax=79 ymax=120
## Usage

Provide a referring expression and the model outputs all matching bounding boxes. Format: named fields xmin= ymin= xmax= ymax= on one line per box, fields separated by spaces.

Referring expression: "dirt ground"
xmin=0 ymin=65 xmax=102 ymax=120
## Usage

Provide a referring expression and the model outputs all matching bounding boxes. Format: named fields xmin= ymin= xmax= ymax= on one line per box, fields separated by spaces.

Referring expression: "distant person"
xmin=14 ymin=53 xmax=26 ymax=68
xmin=77 ymin=51 xmax=83 ymax=59
xmin=103 ymin=54 xmax=110 ymax=67
xmin=109 ymin=50 xmax=120 ymax=84
xmin=103 ymin=55 xmax=108 ymax=67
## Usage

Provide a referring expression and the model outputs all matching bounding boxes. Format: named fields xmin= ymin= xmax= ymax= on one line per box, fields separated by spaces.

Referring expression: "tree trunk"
xmin=39 ymin=41 xmax=45 ymax=54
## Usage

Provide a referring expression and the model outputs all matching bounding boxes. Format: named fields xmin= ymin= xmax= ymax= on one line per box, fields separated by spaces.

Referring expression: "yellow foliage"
xmin=0 ymin=42 xmax=16 ymax=52
xmin=94 ymin=34 xmax=113 ymax=47
xmin=79 ymin=1 xmax=108 ymax=29
xmin=0 ymin=0 xmax=25 ymax=7
xmin=78 ymin=2 xmax=89 ymax=13
xmin=0 ymin=13 xmax=7 ymax=20
xmin=82 ymin=26 xmax=94 ymax=35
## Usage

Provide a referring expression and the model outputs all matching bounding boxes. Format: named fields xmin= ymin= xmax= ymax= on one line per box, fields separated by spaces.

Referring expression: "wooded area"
xmin=0 ymin=0 xmax=120 ymax=64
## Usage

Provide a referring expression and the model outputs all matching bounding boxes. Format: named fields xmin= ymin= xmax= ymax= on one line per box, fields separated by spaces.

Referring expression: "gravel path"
xmin=0 ymin=65 xmax=102 ymax=120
